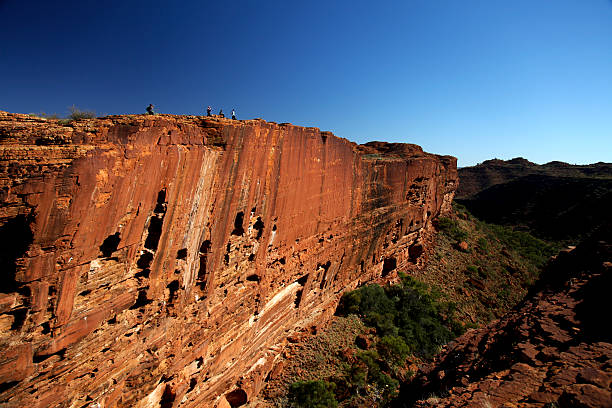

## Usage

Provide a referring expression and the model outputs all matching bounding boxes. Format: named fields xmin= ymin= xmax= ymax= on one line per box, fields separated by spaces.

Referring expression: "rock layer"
xmin=0 ymin=112 xmax=456 ymax=407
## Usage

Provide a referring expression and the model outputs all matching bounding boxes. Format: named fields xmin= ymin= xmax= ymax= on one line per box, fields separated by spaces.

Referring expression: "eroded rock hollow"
xmin=0 ymin=112 xmax=456 ymax=407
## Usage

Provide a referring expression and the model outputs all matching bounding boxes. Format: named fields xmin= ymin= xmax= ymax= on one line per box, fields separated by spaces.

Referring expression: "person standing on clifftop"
xmin=146 ymin=104 xmax=155 ymax=115
xmin=231 ymin=109 xmax=236 ymax=120
xmin=219 ymin=109 xmax=224 ymax=118
xmin=207 ymin=106 xmax=212 ymax=116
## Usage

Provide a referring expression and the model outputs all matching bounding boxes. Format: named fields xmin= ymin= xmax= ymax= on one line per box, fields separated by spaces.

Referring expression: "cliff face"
xmin=0 ymin=112 xmax=457 ymax=407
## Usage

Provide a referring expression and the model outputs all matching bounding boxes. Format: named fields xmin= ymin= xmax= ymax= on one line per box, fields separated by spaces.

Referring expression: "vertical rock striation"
xmin=0 ymin=112 xmax=457 ymax=407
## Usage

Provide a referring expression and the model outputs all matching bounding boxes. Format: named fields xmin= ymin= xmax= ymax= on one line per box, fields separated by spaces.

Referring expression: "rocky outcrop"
xmin=396 ymin=227 xmax=612 ymax=408
xmin=0 ymin=112 xmax=457 ymax=407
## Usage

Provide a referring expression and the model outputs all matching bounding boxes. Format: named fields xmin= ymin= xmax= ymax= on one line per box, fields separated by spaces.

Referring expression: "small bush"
xmin=288 ymin=380 xmax=338 ymax=408
xmin=487 ymin=224 xmax=556 ymax=267
xmin=497 ymin=284 xmax=512 ymax=302
xmin=478 ymin=268 xmax=489 ymax=279
xmin=350 ymin=350 xmax=398 ymax=399
xmin=476 ymin=237 xmax=489 ymax=253
xmin=437 ymin=217 xmax=468 ymax=242
xmin=29 ymin=112 xmax=60 ymax=119
xmin=68 ymin=105 xmax=96 ymax=120
xmin=465 ymin=265 xmax=479 ymax=276
xmin=337 ymin=275 xmax=463 ymax=358
xmin=377 ymin=335 xmax=411 ymax=368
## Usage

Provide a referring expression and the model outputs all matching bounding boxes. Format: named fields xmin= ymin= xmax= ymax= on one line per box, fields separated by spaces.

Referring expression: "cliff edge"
xmin=0 ymin=112 xmax=457 ymax=407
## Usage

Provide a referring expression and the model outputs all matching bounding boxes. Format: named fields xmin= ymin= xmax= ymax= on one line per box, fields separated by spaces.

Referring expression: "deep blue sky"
xmin=1 ymin=1 xmax=611 ymax=166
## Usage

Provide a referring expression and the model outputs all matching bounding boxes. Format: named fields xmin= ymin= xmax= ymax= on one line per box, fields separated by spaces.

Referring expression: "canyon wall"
xmin=0 ymin=112 xmax=457 ymax=407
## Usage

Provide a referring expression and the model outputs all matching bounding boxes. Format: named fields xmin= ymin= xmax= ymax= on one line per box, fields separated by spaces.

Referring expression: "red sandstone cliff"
xmin=0 ymin=111 xmax=457 ymax=407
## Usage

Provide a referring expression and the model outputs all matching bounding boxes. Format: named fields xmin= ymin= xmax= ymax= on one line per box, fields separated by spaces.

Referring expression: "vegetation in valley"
xmin=262 ymin=277 xmax=465 ymax=407
xmin=419 ymin=202 xmax=559 ymax=324
xmin=260 ymin=202 xmax=561 ymax=407
xmin=336 ymin=275 xmax=464 ymax=359
xmin=457 ymin=172 xmax=612 ymax=243
xmin=288 ymin=380 xmax=338 ymax=408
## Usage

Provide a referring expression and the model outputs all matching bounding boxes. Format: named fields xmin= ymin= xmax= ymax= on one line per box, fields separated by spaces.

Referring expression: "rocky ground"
xmin=254 ymin=315 xmax=369 ymax=407
xmin=396 ymin=227 xmax=612 ymax=408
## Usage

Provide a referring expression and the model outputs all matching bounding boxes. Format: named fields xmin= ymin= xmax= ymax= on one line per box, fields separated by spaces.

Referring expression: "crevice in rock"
xmin=33 ymin=348 xmax=66 ymax=364
xmin=154 ymin=189 xmax=167 ymax=213
xmin=159 ymin=383 xmax=176 ymax=408
xmin=231 ymin=212 xmax=245 ymax=236
xmin=0 ymin=214 xmax=34 ymax=293
xmin=225 ymin=388 xmax=247 ymax=407
xmin=176 ymin=248 xmax=187 ymax=260
xmin=188 ymin=378 xmax=197 ymax=392
xmin=167 ymin=280 xmax=180 ymax=303
xmin=144 ymin=217 xmax=163 ymax=251
xmin=0 ymin=381 xmax=18 ymax=394
xmin=9 ymin=307 xmax=27 ymax=330
xmin=134 ymin=268 xmax=150 ymax=279
xmin=382 ymin=257 xmax=397 ymax=277
xmin=137 ymin=252 xmax=154 ymax=269
xmin=144 ymin=188 xmax=167 ymax=252
xmin=197 ymin=240 xmax=211 ymax=290
xmin=130 ymin=289 xmax=151 ymax=309
xmin=318 ymin=261 xmax=332 ymax=289
xmin=253 ymin=217 xmax=264 ymax=240
xmin=294 ymin=274 xmax=309 ymax=308
xmin=99 ymin=232 xmax=121 ymax=258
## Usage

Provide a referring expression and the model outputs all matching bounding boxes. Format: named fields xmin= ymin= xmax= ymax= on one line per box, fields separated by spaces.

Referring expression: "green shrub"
xmin=356 ymin=350 xmax=381 ymax=380
xmin=336 ymin=276 xmax=465 ymax=401
xmin=337 ymin=284 xmax=394 ymax=319
xmin=497 ymin=284 xmax=512 ymax=302
xmin=476 ymin=237 xmax=489 ymax=253
xmin=437 ymin=217 xmax=468 ymax=242
xmin=377 ymin=335 xmax=411 ymax=367
xmin=29 ymin=112 xmax=60 ymax=119
xmin=352 ymin=350 xmax=398 ymax=398
xmin=337 ymin=275 xmax=463 ymax=358
xmin=465 ymin=265 xmax=478 ymax=276
xmin=486 ymin=224 xmax=556 ymax=267
xmin=68 ymin=105 xmax=97 ymax=120
xmin=288 ymin=380 xmax=338 ymax=408
xmin=346 ymin=362 xmax=367 ymax=390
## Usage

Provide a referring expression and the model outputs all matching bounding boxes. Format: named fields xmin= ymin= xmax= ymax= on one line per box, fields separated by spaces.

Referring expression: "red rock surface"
xmin=396 ymin=229 xmax=612 ymax=408
xmin=0 ymin=112 xmax=457 ymax=407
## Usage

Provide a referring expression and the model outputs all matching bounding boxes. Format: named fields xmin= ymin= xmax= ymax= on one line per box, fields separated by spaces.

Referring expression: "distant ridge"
xmin=457 ymin=157 xmax=612 ymax=199
xmin=457 ymin=158 xmax=612 ymax=242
